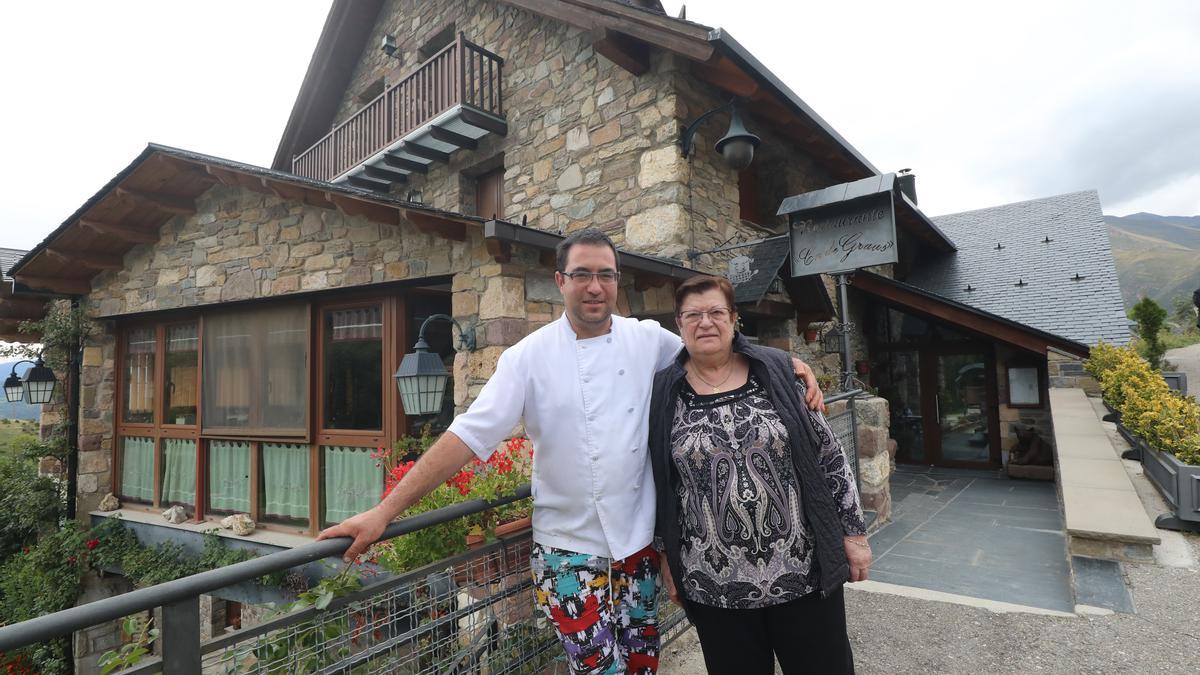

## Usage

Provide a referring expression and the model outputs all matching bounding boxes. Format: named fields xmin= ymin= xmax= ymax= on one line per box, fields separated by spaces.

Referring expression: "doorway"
xmin=872 ymin=311 xmax=1001 ymax=469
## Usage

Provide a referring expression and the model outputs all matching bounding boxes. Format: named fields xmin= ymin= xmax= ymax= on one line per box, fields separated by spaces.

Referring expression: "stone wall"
xmin=1048 ymin=347 xmax=1099 ymax=394
xmin=73 ymin=181 xmax=682 ymax=514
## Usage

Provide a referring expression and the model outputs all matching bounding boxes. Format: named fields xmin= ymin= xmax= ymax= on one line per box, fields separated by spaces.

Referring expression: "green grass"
xmin=1161 ymin=328 xmax=1200 ymax=351
xmin=0 ymin=419 xmax=38 ymax=459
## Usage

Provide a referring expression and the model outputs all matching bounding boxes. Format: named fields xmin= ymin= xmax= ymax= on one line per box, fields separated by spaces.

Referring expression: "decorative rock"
xmin=98 ymin=493 xmax=121 ymax=512
xmin=221 ymin=513 xmax=256 ymax=536
xmin=162 ymin=505 xmax=188 ymax=524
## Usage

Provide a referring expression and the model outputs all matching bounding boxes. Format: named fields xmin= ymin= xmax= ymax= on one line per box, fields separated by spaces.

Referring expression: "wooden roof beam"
xmin=328 ymin=193 xmax=400 ymax=225
xmin=204 ymin=165 xmax=242 ymax=187
xmin=406 ymin=210 xmax=467 ymax=241
xmin=45 ymin=247 xmax=125 ymax=271
xmin=591 ymin=28 xmax=650 ymax=76
xmin=12 ymin=275 xmax=92 ymax=296
xmin=79 ymin=219 xmax=159 ymax=245
xmin=260 ymin=177 xmax=309 ymax=202
xmin=115 ymin=187 xmax=196 ymax=215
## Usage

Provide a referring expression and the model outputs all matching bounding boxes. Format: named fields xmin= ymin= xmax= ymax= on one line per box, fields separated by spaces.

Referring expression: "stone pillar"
xmin=829 ymin=395 xmax=893 ymax=527
xmin=73 ymin=572 xmax=136 ymax=675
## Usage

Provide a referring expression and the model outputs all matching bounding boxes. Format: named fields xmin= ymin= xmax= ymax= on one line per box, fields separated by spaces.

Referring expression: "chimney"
xmin=897 ymin=168 xmax=917 ymax=205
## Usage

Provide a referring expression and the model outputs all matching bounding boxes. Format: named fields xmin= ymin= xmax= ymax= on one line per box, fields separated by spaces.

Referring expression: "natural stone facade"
xmin=827 ymin=395 xmax=892 ymax=525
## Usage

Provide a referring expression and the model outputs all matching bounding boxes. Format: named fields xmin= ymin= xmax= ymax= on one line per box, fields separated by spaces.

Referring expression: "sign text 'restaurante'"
xmin=789 ymin=196 xmax=898 ymax=276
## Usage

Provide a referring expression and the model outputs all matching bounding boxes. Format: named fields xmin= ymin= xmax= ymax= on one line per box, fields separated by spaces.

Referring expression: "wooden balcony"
xmin=292 ymin=34 xmax=506 ymax=191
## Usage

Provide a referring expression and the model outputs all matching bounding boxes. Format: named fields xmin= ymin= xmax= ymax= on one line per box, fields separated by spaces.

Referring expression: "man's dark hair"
xmin=555 ymin=228 xmax=620 ymax=272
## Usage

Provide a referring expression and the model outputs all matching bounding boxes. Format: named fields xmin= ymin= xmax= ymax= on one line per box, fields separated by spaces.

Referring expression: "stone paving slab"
xmin=869 ymin=467 xmax=1074 ymax=613
xmin=1071 ymin=555 xmax=1134 ymax=613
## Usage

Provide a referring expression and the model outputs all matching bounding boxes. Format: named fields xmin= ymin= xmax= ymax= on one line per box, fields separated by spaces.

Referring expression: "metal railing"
xmin=0 ymin=394 xmax=863 ymax=674
xmin=292 ymin=33 xmax=504 ymax=182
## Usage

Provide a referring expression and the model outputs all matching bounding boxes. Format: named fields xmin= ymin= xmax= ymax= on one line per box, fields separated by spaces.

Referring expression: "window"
xmin=119 ymin=436 xmax=155 ymax=503
xmin=418 ymin=21 xmax=456 ymax=61
xmin=474 ymin=167 xmax=504 ymax=220
xmin=208 ymin=440 xmax=251 ymax=513
xmin=323 ymin=446 xmax=382 ymax=525
xmin=323 ymin=305 xmax=384 ymax=430
xmin=202 ymin=304 xmax=309 ymax=436
xmin=161 ymin=438 xmax=197 ymax=507
xmin=262 ymin=442 xmax=309 ymax=523
xmin=165 ymin=323 xmax=198 ymax=425
xmin=123 ymin=328 xmax=156 ymax=424
xmin=112 ymin=291 xmax=450 ymax=534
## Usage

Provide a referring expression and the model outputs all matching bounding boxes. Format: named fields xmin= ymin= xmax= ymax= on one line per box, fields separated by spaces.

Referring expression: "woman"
xmin=648 ymin=275 xmax=871 ymax=674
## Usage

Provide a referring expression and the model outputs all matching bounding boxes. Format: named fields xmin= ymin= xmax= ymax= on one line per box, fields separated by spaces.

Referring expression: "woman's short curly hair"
xmin=674 ymin=275 xmax=736 ymax=316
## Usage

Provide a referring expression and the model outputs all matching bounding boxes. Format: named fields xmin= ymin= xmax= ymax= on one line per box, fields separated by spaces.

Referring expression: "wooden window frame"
xmin=109 ymin=288 xmax=441 ymax=536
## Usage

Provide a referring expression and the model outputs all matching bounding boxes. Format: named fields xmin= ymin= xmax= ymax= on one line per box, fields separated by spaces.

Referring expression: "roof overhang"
xmin=850 ymin=270 xmax=1090 ymax=358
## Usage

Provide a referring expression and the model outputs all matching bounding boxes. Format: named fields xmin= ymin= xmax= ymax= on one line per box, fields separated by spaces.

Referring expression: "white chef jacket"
xmin=447 ymin=314 xmax=681 ymax=560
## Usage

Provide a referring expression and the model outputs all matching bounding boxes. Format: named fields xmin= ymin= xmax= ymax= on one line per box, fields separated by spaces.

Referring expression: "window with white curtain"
xmin=119 ymin=436 xmax=155 ymax=503
xmin=203 ymin=304 xmax=308 ymax=435
xmin=262 ymin=442 xmax=309 ymax=521
xmin=123 ymin=327 xmax=156 ymax=423
xmin=323 ymin=446 xmax=382 ymax=524
xmin=209 ymin=440 xmax=251 ymax=513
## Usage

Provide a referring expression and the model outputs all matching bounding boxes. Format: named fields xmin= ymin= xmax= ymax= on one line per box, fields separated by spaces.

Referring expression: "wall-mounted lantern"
xmin=394 ymin=314 xmax=475 ymax=416
xmin=3 ymin=355 xmax=58 ymax=405
xmin=679 ymin=99 xmax=761 ymax=171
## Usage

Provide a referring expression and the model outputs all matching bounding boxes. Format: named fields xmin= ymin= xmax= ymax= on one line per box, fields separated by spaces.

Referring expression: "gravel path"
xmin=1165 ymin=343 xmax=1200 ymax=397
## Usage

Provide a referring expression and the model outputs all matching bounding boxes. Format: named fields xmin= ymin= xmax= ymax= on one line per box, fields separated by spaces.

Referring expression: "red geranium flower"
xmin=86 ymin=539 xmax=100 ymax=550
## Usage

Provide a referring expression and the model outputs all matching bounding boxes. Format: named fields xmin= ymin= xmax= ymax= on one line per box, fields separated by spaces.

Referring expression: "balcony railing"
xmin=293 ymin=33 xmax=505 ymax=183
xmin=0 ymin=394 xmax=862 ymax=674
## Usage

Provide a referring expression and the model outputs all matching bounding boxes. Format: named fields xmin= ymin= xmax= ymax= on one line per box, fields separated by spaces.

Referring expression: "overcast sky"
xmin=2 ymin=0 xmax=1198 ymax=253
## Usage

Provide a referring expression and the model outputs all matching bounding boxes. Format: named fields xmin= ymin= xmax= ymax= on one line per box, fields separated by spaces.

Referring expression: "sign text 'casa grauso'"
xmin=789 ymin=193 xmax=898 ymax=277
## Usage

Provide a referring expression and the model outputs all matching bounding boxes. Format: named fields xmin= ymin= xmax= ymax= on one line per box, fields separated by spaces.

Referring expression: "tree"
xmin=1130 ymin=296 xmax=1168 ymax=370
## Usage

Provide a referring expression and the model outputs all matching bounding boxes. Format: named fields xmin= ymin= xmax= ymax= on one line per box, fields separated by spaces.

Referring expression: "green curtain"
xmin=209 ymin=441 xmax=251 ymax=512
xmin=161 ymin=438 xmax=197 ymax=506
xmin=263 ymin=443 xmax=309 ymax=519
xmin=120 ymin=436 xmax=155 ymax=502
xmin=323 ymin=446 xmax=382 ymax=523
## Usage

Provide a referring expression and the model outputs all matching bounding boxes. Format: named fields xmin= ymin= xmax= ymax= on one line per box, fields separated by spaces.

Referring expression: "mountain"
xmin=0 ymin=360 xmax=40 ymax=421
xmin=1106 ymin=212 xmax=1200 ymax=311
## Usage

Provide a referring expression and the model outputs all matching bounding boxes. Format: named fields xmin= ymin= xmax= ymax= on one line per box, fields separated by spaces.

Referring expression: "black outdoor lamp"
xmin=3 ymin=355 xmax=58 ymax=404
xmin=680 ymin=99 xmax=761 ymax=171
xmin=393 ymin=314 xmax=476 ymax=416
xmin=822 ymin=325 xmax=846 ymax=356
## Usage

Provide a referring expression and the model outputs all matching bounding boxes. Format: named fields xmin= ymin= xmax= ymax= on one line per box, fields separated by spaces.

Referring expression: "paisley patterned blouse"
xmin=671 ymin=375 xmax=865 ymax=609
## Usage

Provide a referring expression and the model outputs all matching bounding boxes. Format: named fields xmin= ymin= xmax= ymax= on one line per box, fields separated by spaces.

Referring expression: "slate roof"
xmin=907 ymin=190 xmax=1130 ymax=346
xmin=0 ymin=248 xmax=27 ymax=282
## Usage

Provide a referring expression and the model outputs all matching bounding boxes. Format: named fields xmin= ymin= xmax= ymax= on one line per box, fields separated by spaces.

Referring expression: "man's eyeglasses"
xmin=561 ymin=270 xmax=620 ymax=285
xmin=678 ymin=307 xmax=732 ymax=325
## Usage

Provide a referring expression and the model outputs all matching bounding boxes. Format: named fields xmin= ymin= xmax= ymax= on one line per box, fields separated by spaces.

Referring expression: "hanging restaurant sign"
xmin=777 ymin=173 xmax=900 ymax=278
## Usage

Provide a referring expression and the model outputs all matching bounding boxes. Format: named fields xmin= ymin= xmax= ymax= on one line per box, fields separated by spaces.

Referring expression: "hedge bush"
xmin=1087 ymin=342 xmax=1200 ymax=464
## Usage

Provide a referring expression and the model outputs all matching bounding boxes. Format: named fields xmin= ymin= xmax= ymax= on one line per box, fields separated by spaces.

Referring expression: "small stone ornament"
xmin=98 ymin=493 xmax=121 ymax=512
xmin=221 ymin=513 xmax=256 ymax=536
xmin=162 ymin=505 xmax=188 ymax=524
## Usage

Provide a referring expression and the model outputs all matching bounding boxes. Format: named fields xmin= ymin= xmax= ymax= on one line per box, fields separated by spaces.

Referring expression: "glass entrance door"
xmin=932 ymin=352 xmax=993 ymax=465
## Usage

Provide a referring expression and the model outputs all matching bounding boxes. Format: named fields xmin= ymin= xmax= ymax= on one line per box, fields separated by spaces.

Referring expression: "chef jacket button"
xmin=584 ymin=377 xmax=590 ymax=383
xmin=627 ymin=407 xmax=634 ymax=413
xmin=607 ymin=337 xmax=612 ymax=343
xmin=631 ymin=446 xmax=638 ymax=453
xmin=618 ymin=369 xmax=625 ymax=375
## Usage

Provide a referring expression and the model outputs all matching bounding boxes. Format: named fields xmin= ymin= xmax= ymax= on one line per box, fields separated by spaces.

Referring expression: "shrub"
xmin=1088 ymin=342 xmax=1200 ymax=464
xmin=1130 ymin=296 xmax=1169 ymax=370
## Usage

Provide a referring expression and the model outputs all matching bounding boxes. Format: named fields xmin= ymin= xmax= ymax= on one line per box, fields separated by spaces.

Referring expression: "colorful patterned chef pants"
xmin=531 ymin=543 xmax=661 ymax=674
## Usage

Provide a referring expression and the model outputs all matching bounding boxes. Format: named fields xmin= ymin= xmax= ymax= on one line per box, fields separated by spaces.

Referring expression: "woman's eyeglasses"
xmin=561 ymin=270 xmax=620 ymax=285
xmin=678 ymin=307 xmax=732 ymax=324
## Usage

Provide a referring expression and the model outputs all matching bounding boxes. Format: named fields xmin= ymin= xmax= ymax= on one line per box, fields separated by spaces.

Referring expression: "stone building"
xmin=0 ymin=1 xmax=1129 ymax=669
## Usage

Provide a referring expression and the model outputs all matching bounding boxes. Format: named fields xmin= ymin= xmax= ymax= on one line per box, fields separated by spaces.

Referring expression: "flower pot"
xmin=494 ymin=515 xmax=532 ymax=538
xmin=803 ymin=329 xmax=819 ymax=343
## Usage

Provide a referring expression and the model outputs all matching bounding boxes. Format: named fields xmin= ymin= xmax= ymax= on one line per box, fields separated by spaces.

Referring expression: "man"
xmin=319 ymin=228 xmax=823 ymax=674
